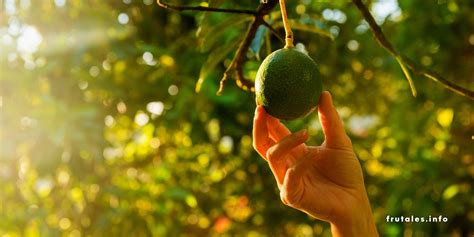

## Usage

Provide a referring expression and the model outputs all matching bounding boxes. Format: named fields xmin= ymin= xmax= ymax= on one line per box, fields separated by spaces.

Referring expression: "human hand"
xmin=253 ymin=91 xmax=378 ymax=237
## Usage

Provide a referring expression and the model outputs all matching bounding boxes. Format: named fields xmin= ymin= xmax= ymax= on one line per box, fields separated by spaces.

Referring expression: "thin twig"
xmin=218 ymin=17 xmax=266 ymax=94
xmin=217 ymin=57 xmax=238 ymax=95
xmin=261 ymin=20 xmax=285 ymax=43
xmin=157 ymin=0 xmax=256 ymax=15
xmin=401 ymin=56 xmax=474 ymax=99
xmin=225 ymin=17 xmax=263 ymax=94
xmin=352 ymin=0 xmax=474 ymax=100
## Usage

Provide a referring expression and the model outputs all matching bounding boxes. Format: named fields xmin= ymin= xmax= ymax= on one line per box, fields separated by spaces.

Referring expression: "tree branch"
xmin=224 ymin=17 xmax=263 ymax=94
xmin=217 ymin=0 xmax=279 ymax=94
xmin=352 ymin=0 xmax=474 ymax=100
xmin=157 ymin=0 xmax=280 ymax=94
xmin=157 ymin=0 xmax=257 ymax=15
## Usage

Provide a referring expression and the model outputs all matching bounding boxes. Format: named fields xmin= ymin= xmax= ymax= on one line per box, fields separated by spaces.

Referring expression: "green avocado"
xmin=255 ymin=48 xmax=323 ymax=120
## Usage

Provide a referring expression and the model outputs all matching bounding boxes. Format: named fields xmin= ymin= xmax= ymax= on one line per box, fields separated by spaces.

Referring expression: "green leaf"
xmin=195 ymin=35 xmax=243 ymax=93
xmin=273 ymin=19 xmax=334 ymax=40
xmin=200 ymin=15 xmax=252 ymax=52
xmin=165 ymin=187 xmax=188 ymax=200
xmin=396 ymin=56 xmax=417 ymax=97
xmin=196 ymin=0 xmax=226 ymax=38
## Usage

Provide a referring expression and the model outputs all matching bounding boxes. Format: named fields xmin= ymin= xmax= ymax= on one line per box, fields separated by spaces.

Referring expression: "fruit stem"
xmin=279 ymin=0 xmax=294 ymax=48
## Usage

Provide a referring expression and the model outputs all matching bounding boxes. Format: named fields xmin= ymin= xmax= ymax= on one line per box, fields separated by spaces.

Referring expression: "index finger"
xmin=253 ymin=106 xmax=275 ymax=159
xmin=266 ymin=116 xmax=307 ymax=157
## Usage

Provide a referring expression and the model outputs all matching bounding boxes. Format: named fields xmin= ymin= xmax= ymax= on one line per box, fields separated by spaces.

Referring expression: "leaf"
xmin=195 ymin=35 xmax=244 ymax=93
xmin=200 ymin=15 xmax=252 ymax=52
xmin=249 ymin=25 xmax=268 ymax=60
xmin=273 ymin=19 xmax=334 ymax=40
xmin=166 ymin=187 xmax=189 ymax=200
xmin=396 ymin=56 xmax=417 ymax=97
xmin=196 ymin=0 xmax=227 ymax=38
xmin=265 ymin=29 xmax=272 ymax=55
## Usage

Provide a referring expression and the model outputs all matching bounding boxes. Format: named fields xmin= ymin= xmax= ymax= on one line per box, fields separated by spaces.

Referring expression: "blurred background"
xmin=0 ymin=0 xmax=473 ymax=236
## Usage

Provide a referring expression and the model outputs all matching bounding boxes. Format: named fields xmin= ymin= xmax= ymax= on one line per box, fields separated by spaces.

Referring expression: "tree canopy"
xmin=1 ymin=0 xmax=473 ymax=236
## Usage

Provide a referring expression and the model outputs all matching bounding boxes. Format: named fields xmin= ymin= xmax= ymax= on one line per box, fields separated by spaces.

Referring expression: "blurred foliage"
xmin=1 ymin=0 xmax=473 ymax=236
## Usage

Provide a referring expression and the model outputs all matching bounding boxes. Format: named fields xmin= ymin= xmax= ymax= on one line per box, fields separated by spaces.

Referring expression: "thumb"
xmin=317 ymin=91 xmax=352 ymax=149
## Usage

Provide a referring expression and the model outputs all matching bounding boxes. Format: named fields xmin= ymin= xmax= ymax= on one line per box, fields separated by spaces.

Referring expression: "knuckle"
xmin=280 ymin=190 xmax=290 ymax=206
xmin=286 ymin=168 xmax=297 ymax=179
xmin=266 ymin=147 xmax=276 ymax=161
xmin=280 ymin=172 xmax=304 ymax=207
xmin=345 ymin=135 xmax=353 ymax=147
xmin=280 ymin=187 xmax=298 ymax=207
xmin=288 ymin=133 xmax=301 ymax=143
xmin=252 ymin=140 xmax=259 ymax=151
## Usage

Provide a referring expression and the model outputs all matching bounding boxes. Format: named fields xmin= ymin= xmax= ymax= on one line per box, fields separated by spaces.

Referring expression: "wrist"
xmin=330 ymin=194 xmax=378 ymax=237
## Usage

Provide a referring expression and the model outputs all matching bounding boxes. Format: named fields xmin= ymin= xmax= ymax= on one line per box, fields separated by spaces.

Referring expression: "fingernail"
xmin=255 ymin=107 xmax=267 ymax=120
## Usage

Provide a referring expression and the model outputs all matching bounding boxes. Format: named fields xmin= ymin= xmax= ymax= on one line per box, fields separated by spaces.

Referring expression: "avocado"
xmin=255 ymin=48 xmax=322 ymax=120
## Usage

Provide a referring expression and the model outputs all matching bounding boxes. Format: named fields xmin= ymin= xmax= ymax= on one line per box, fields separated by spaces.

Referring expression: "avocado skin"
xmin=255 ymin=48 xmax=322 ymax=120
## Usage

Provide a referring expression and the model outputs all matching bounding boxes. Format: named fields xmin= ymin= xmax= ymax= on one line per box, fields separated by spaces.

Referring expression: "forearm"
xmin=330 ymin=196 xmax=378 ymax=237
xmin=330 ymin=218 xmax=378 ymax=237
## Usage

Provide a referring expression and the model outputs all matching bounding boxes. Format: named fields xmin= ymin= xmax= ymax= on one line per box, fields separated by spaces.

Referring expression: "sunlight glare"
xmin=135 ymin=111 xmax=150 ymax=126
xmin=6 ymin=0 xmax=16 ymax=15
xmin=118 ymin=13 xmax=129 ymax=25
xmin=218 ymin=136 xmax=234 ymax=154
xmin=372 ymin=0 xmax=402 ymax=23
xmin=322 ymin=9 xmax=347 ymax=24
xmin=146 ymin=101 xmax=164 ymax=116
xmin=348 ymin=115 xmax=380 ymax=136
xmin=54 ymin=0 xmax=66 ymax=8
xmin=17 ymin=26 xmax=43 ymax=54
xmin=142 ymin=51 xmax=156 ymax=65
xmin=168 ymin=85 xmax=179 ymax=96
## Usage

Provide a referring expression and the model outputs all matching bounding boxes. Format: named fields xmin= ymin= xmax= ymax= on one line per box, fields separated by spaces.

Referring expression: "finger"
xmin=287 ymin=148 xmax=319 ymax=186
xmin=280 ymin=149 xmax=319 ymax=206
xmin=317 ymin=91 xmax=352 ymax=149
xmin=253 ymin=106 xmax=275 ymax=159
xmin=266 ymin=115 xmax=291 ymax=141
xmin=266 ymin=116 xmax=306 ymax=157
xmin=267 ymin=130 xmax=308 ymax=163
xmin=267 ymin=117 xmax=308 ymax=157
xmin=266 ymin=130 xmax=308 ymax=186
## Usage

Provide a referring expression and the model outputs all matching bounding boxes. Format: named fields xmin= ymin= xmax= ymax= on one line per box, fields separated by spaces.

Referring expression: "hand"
xmin=253 ymin=91 xmax=378 ymax=237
